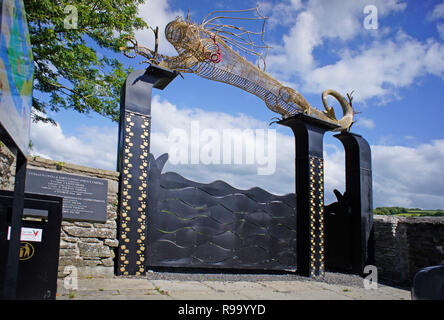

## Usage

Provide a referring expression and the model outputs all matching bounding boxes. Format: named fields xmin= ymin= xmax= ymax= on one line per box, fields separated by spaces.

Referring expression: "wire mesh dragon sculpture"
xmin=121 ymin=7 xmax=355 ymax=132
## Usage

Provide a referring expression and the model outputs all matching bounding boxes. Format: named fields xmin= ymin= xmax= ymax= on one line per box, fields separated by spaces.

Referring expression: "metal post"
xmin=279 ymin=114 xmax=338 ymax=278
xmin=116 ymin=65 xmax=177 ymax=276
xmin=334 ymin=132 xmax=374 ymax=274
xmin=3 ymin=151 xmax=26 ymax=299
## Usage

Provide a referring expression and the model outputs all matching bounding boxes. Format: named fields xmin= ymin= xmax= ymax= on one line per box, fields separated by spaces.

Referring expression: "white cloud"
xmin=260 ymin=0 xmax=444 ymax=105
xmin=135 ymin=0 xmax=184 ymax=55
xmin=257 ymin=0 xmax=303 ymax=28
xmin=30 ymin=97 xmax=444 ymax=209
xmin=323 ymin=143 xmax=346 ymax=202
xmin=30 ymin=97 xmax=296 ymax=195
xmin=372 ymin=140 xmax=444 ymax=208
xmin=423 ymin=40 xmax=444 ymax=77
xmin=302 ymin=32 xmax=444 ymax=101
xmin=323 ymin=139 xmax=444 ymax=209
xmin=428 ymin=2 xmax=444 ymax=20
xmin=355 ymin=117 xmax=375 ymax=129
xmin=273 ymin=11 xmax=321 ymax=74
xmin=149 ymin=95 xmax=295 ymax=194
xmin=438 ymin=23 xmax=444 ymax=40
xmin=265 ymin=0 xmax=406 ymax=76
xmin=132 ymin=0 xmax=440 ymax=106
xmin=30 ymin=121 xmax=118 ymax=171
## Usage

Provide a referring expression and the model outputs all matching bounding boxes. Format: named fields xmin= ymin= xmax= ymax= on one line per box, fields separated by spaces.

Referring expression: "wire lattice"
xmin=121 ymin=7 xmax=354 ymax=131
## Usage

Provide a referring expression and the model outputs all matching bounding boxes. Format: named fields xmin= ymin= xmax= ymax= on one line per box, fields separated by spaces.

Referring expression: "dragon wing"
xmin=199 ymin=7 xmax=271 ymax=71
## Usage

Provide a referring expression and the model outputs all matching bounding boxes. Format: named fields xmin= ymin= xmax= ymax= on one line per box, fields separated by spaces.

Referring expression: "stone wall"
xmin=0 ymin=147 xmax=121 ymax=278
xmin=374 ymin=215 xmax=444 ymax=286
xmin=0 ymin=142 xmax=15 ymax=191
xmin=26 ymin=157 xmax=120 ymax=278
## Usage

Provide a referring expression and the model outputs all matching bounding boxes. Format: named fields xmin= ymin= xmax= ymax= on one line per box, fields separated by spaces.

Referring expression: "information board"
xmin=25 ymin=169 xmax=108 ymax=222
xmin=0 ymin=0 xmax=34 ymax=155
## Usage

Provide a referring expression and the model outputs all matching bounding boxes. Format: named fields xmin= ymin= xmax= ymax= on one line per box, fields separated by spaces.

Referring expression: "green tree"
xmin=24 ymin=0 xmax=147 ymax=124
xmin=373 ymin=208 xmax=384 ymax=215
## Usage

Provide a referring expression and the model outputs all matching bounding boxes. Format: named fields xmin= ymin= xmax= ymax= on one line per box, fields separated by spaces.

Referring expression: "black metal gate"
xmin=146 ymin=154 xmax=297 ymax=271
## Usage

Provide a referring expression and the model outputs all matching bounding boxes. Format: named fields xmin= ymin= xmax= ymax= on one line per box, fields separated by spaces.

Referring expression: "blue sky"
xmin=31 ymin=0 xmax=444 ymax=209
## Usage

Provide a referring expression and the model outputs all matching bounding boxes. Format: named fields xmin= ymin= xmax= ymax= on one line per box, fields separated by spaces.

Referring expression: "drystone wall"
xmin=374 ymin=215 xmax=444 ymax=286
xmin=26 ymin=157 xmax=120 ymax=278
xmin=0 ymin=149 xmax=120 ymax=279
xmin=0 ymin=143 xmax=15 ymax=190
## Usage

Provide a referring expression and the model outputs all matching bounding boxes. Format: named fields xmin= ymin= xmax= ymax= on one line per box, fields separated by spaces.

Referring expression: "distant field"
xmin=374 ymin=207 xmax=444 ymax=217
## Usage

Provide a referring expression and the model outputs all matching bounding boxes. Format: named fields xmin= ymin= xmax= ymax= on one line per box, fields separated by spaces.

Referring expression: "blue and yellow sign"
xmin=0 ymin=0 xmax=33 ymax=155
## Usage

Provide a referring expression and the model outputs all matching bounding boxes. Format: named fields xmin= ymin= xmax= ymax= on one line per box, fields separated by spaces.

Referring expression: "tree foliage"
xmin=24 ymin=0 xmax=147 ymax=123
xmin=374 ymin=207 xmax=444 ymax=217
xmin=374 ymin=207 xmax=409 ymax=215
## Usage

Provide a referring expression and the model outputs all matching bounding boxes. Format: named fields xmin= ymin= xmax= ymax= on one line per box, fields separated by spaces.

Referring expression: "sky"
xmin=30 ymin=0 xmax=444 ymax=209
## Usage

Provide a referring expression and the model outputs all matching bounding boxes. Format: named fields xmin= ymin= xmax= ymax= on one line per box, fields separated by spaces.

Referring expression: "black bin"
xmin=0 ymin=190 xmax=63 ymax=299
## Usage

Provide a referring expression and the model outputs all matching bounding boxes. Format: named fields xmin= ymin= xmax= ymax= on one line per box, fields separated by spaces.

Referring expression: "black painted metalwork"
xmin=1 ymin=153 xmax=26 ymax=299
xmin=116 ymin=65 xmax=178 ymax=276
xmin=146 ymin=154 xmax=297 ymax=270
xmin=0 ymin=191 xmax=63 ymax=300
xmin=411 ymin=264 xmax=444 ymax=300
xmin=324 ymin=189 xmax=353 ymax=271
xmin=115 ymin=66 xmax=374 ymax=279
xmin=0 ymin=120 xmax=29 ymax=299
xmin=332 ymin=132 xmax=374 ymax=274
xmin=278 ymin=114 xmax=339 ymax=278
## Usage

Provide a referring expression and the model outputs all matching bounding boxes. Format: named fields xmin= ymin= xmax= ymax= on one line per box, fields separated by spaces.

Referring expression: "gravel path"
xmin=142 ymin=267 xmax=390 ymax=289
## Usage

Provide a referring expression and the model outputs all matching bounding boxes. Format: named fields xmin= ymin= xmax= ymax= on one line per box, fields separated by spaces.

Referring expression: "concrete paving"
xmin=56 ymin=276 xmax=411 ymax=300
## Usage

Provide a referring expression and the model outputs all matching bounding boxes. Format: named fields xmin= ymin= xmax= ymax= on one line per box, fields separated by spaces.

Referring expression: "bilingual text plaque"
xmin=25 ymin=169 xmax=108 ymax=222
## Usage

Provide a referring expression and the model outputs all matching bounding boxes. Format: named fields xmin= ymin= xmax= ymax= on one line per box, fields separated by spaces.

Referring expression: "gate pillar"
xmin=278 ymin=114 xmax=338 ymax=278
xmin=333 ymin=132 xmax=374 ymax=275
xmin=116 ymin=65 xmax=177 ymax=276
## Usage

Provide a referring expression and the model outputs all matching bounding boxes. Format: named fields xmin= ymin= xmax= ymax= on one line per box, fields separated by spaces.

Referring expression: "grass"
xmin=374 ymin=207 xmax=444 ymax=217
xmin=154 ymin=286 xmax=169 ymax=296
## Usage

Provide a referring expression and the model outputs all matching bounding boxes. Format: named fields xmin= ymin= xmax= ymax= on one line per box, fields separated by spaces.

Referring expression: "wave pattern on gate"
xmin=146 ymin=153 xmax=297 ymax=271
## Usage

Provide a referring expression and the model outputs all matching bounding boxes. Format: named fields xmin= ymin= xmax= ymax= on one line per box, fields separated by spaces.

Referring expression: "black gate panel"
xmin=146 ymin=154 xmax=297 ymax=271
